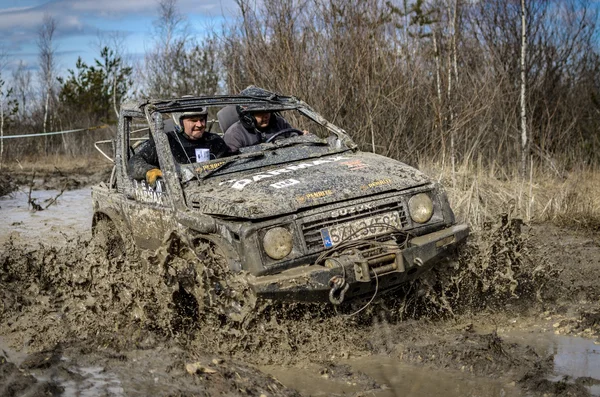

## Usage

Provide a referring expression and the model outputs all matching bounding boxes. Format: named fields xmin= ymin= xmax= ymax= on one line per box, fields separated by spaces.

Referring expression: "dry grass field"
xmin=419 ymin=160 xmax=600 ymax=232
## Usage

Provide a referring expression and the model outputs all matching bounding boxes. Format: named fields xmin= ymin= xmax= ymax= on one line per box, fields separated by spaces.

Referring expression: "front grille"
xmin=300 ymin=200 xmax=408 ymax=252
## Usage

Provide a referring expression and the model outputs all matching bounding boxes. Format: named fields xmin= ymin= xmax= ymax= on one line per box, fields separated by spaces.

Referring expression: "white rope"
xmin=0 ymin=124 xmax=108 ymax=140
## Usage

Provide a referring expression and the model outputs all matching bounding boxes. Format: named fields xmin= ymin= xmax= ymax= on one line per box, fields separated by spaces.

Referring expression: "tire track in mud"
xmin=1 ymin=215 xmax=599 ymax=396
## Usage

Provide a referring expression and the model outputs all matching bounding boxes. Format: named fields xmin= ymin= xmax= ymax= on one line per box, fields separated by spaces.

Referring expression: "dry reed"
xmin=421 ymin=159 xmax=600 ymax=231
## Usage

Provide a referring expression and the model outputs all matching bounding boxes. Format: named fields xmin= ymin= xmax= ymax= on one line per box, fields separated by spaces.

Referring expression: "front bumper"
xmin=248 ymin=223 xmax=469 ymax=303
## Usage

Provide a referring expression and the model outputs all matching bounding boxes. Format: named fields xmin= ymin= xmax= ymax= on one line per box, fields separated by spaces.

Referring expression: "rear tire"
xmin=90 ymin=216 xmax=139 ymax=316
xmin=92 ymin=216 xmax=135 ymax=262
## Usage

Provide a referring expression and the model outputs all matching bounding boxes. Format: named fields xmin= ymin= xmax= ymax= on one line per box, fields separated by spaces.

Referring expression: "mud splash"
xmin=0 ymin=213 xmax=558 ymax=366
xmin=1 ymin=196 xmax=598 ymax=396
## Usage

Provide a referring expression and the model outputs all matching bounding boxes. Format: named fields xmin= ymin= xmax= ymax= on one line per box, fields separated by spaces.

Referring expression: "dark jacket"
xmin=223 ymin=115 xmax=292 ymax=152
xmin=128 ymin=129 xmax=231 ymax=180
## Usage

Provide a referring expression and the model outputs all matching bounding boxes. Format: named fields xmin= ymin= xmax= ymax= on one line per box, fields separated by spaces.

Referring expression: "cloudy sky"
xmin=0 ymin=0 xmax=238 ymax=77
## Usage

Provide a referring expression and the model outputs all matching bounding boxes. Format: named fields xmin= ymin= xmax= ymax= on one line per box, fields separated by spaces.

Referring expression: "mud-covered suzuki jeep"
xmin=92 ymin=89 xmax=468 ymax=305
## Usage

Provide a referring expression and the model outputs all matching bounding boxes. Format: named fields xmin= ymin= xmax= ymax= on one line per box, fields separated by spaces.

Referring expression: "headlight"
xmin=263 ymin=227 xmax=293 ymax=260
xmin=408 ymin=193 xmax=434 ymax=223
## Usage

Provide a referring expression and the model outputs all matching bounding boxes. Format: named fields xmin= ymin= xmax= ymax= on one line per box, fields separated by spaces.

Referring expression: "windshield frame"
xmin=137 ymin=92 xmax=358 ymax=187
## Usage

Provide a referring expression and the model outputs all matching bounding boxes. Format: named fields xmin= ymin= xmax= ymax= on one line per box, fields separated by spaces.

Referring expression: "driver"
xmin=128 ymin=109 xmax=231 ymax=187
xmin=223 ymin=105 xmax=297 ymax=152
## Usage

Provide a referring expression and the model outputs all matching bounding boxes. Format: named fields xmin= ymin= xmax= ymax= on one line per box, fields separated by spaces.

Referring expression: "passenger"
xmin=223 ymin=107 xmax=295 ymax=152
xmin=128 ymin=109 xmax=231 ymax=186
xmin=223 ymin=86 xmax=306 ymax=152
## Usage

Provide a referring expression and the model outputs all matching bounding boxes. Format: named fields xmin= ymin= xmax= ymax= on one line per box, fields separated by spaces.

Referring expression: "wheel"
xmin=191 ymin=237 xmax=257 ymax=324
xmin=265 ymin=128 xmax=303 ymax=143
xmin=88 ymin=217 xmax=141 ymax=324
xmin=148 ymin=232 xmax=257 ymax=333
xmin=91 ymin=216 xmax=137 ymax=263
xmin=145 ymin=232 xmax=201 ymax=332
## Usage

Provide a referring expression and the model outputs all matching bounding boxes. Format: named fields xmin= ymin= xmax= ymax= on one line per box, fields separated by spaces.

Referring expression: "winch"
xmin=323 ymin=243 xmax=405 ymax=304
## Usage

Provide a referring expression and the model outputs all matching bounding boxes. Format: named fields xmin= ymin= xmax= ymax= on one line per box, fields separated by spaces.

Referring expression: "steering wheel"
xmin=265 ymin=128 xmax=303 ymax=143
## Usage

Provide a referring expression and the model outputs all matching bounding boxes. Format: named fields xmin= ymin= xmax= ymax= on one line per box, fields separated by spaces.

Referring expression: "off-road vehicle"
xmin=92 ymin=89 xmax=468 ymax=306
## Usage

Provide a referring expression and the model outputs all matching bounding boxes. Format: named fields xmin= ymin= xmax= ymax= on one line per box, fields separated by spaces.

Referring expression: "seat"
xmin=163 ymin=118 xmax=176 ymax=133
xmin=217 ymin=105 xmax=239 ymax=134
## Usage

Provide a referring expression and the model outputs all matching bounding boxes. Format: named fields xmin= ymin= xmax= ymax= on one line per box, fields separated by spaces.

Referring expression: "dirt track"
xmin=1 ymin=170 xmax=600 ymax=397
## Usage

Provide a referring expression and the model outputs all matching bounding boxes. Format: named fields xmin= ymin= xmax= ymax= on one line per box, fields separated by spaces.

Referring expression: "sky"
xmin=0 ymin=0 xmax=238 ymax=79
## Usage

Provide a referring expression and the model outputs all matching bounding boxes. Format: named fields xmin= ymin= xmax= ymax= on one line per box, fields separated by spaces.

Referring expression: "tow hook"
xmin=328 ymin=276 xmax=349 ymax=305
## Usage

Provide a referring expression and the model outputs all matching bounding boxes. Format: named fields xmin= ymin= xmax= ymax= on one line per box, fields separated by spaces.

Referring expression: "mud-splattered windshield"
xmin=178 ymin=134 xmax=350 ymax=183
xmin=148 ymin=98 xmax=355 ymax=184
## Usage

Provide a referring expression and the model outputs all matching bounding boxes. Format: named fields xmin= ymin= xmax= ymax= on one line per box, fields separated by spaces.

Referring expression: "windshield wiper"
xmin=271 ymin=139 xmax=329 ymax=150
xmin=258 ymin=135 xmax=329 ymax=152
xmin=200 ymin=151 xmax=265 ymax=180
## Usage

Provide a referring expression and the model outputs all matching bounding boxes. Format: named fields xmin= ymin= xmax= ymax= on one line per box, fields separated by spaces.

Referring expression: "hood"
xmin=185 ymin=152 xmax=431 ymax=219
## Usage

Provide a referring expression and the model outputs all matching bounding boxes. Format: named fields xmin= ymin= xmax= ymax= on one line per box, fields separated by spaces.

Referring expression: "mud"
xmin=1 ymin=183 xmax=600 ymax=396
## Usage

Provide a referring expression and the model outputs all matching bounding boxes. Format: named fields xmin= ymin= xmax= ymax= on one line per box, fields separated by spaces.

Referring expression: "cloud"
xmin=0 ymin=0 xmax=237 ymax=36
xmin=0 ymin=2 xmax=84 ymax=36
xmin=68 ymin=0 xmax=236 ymax=15
xmin=0 ymin=0 xmax=239 ymax=75
xmin=0 ymin=0 xmax=234 ymax=22
xmin=69 ymin=0 xmax=224 ymax=15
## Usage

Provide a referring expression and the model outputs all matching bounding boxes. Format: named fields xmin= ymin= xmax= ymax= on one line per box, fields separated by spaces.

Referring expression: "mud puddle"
xmin=57 ymin=366 xmax=124 ymax=397
xmin=503 ymin=332 xmax=600 ymax=396
xmin=34 ymin=362 xmax=125 ymax=397
xmin=263 ymin=330 xmax=600 ymax=397
xmin=263 ymin=356 xmax=521 ymax=396
xmin=0 ymin=188 xmax=91 ymax=245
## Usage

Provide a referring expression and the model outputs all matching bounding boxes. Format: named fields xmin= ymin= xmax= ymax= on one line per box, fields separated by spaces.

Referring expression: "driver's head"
xmin=236 ymin=105 xmax=274 ymax=131
xmin=173 ymin=109 xmax=208 ymax=140
xmin=252 ymin=112 xmax=271 ymax=129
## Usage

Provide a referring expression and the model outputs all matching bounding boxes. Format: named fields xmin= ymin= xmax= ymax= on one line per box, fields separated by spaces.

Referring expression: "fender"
xmin=92 ymin=208 xmax=132 ymax=243
xmin=189 ymin=232 xmax=243 ymax=273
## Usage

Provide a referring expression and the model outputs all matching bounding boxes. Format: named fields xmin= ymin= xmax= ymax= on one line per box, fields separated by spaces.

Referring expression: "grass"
xmin=420 ymin=160 xmax=600 ymax=232
xmin=1 ymin=154 xmax=112 ymax=175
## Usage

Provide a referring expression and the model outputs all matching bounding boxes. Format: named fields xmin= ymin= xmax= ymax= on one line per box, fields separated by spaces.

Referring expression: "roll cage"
xmin=123 ymin=93 xmax=356 ymax=147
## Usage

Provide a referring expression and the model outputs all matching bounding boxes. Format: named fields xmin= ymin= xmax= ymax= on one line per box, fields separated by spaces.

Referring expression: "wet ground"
xmin=0 ymin=188 xmax=92 ymax=245
xmin=1 ymin=173 xmax=600 ymax=396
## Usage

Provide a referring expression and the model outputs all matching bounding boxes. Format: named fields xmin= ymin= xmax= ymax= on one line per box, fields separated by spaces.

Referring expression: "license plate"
xmin=320 ymin=211 xmax=403 ymax=248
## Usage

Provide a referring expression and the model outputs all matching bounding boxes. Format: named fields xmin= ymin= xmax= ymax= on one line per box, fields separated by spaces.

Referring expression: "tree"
xmin=58 ymin=46 xmax=132 ymax=124
xmin=94 ymin=31 xmax=133 ymax=119
xmin=12 ymin=61 xmax=33 ymax=121
xmin=169 ymin=39 xmax=220 ymax=96
xmin=143 ymin=0 xmax=219 ymax=97
xmin=0 ymin=47 xmax=17 ymax=168
xmin=37 ymin=14 xmax=57 ymax=133
xmin=520 ymin=0 xmax=528 ymax=177
xmin=0 ymin=73 xmax=19 ymax=169
xmin=144 ymin=0 xmax=187 ymax=96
